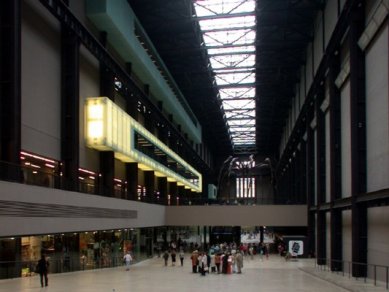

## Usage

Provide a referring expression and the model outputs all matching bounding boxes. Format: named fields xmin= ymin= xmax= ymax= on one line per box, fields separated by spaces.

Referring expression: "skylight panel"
xmin=194 ymin=0 xmax=256 ymax=151
xmin=219 ymin=88 xmax=255 ymax=99
xmin=222 ymin=99 xmax=255 ymax=110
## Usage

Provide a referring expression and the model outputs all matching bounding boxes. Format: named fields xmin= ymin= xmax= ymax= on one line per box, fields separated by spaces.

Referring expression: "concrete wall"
xmin=342 ymin=210 xmax=352 ymax=273
xmin=368 ymin=206 xmax=389 ymax=280
xmin=365 ymin=25 xmax=389 ymax=192
xmin=21 ymin=0 xmax=61 ymax=159
xmin=0 ymin=181 xmax=165 ymax=237
xmin=165 ymin=205 xmax=307 ymax=227
xmin=340 ymin=80 xmax=351 ymax=198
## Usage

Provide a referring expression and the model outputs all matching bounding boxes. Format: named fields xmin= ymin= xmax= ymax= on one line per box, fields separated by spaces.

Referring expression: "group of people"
xmin=162 ymin=249 xmax=185 ymax=266
xmin=190 ymin=249 xmax=244 ymax=275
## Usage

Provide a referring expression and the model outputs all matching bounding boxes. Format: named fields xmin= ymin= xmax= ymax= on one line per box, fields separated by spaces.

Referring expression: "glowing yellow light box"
xmin=85 ymin=97 xmax=202 ymax=192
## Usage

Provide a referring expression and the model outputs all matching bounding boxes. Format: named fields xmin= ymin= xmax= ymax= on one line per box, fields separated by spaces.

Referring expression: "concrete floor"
xmin=0 ymin=255 xmax=387 ymax=292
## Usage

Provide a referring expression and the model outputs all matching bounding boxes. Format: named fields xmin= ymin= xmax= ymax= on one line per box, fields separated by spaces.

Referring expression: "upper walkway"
xmin=0 ymin=255 xmax=387 ymax=292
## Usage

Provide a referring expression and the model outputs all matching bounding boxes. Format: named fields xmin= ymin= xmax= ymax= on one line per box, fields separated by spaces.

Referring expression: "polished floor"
xmin=0 ymin=255 xmax=387 ymax=292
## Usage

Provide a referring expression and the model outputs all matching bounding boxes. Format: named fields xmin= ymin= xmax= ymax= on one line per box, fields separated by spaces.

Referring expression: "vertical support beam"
xmin=329 ymin=51 xmax=343 ymax=271
xmin=316 ymin=88 xmax=326 ymax=265
xmin=300 ymin=140 xmax=307 ymax=204
xmin=99 ymin=152 xmax=114 ymax=196
xmin=144 ymin=171 xmax=155 ymax=201
xmin=61 ymin=25 xmax=80 ymax=191
xmin=0 ymin=0 xmax=21 ymax=180
xmin=306 ymin=113 xmax=316 ymax=259
xmin=99 ymin=31 xmax=115 ymax=197
xmin=349 ymin=2 xmax=367 ymax=278
xmin=158 ymin=177 xmax=168 ymax=205
xmin=169 ymin=182 xmax=177 ymax=206
xmin=126 ymin=163 xmax=138 ymax=200
xmin=259 ymin=226 xmax=264 ymax=244
xmin=177 ymin=186 xmax=185 ymax=206
xmin=316 ymin=89 xmax=326 ymax=205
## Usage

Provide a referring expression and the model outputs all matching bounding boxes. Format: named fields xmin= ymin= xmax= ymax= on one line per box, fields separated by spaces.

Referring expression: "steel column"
xmin=61 ymin=26 xmax=80 ymax=191
xmin=0 ymin=0 xmax=21 ymax=180
xmin=126 ymin=163 xmax=138 ymax=200
xmin=306 ymin=112 xmax=316 ymax=259
xmin=329 ymin=51 xmax=343 ymax=271
xmin=349 ymin=1 xmax=367 ymax=278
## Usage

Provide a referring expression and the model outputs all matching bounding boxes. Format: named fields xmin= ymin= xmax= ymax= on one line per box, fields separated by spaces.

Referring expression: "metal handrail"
xmin=315 ymin=258 xmax=389 ymax=290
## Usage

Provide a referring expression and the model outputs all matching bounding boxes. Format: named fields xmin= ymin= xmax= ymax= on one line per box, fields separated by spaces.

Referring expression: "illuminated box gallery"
xmin=85 ymin=97 xmax=202 ymax=193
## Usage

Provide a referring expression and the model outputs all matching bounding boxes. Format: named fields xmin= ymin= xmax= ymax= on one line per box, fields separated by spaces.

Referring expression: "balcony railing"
xmin=0 ymin=160 xmax=287 ymax=206
xmin=315 ymin=258 xmax=389 ymax=290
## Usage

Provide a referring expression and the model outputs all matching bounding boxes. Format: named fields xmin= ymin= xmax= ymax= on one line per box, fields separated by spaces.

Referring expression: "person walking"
xmin=235 ymin=251 xmax=243 ymax=274
xmin=171 ymin=249 xmax=176 ymax=266
xmin=179 ymin=249 xmax=185 ymax=266
xmin=163 ymin=250 xmax=169 ymax=266
xmin=190 ymin=250 xmax=198 ymax=273
xmin=123 ymin=251 xmax=133 ymax=271
xmin=215 ymin=253 xmax=221 ymax=274
xmin=36 ymin=255 xmax=49 ymax=287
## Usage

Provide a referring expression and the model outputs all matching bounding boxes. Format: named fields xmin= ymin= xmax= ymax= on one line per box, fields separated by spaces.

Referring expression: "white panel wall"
xmin=326 ymin=212 xmax=331 ymax=261
xmin=313 ymin=12 xmax=324 ymax=74
xmin=324 ymin=0 xmax=339 ymax=48
xmin=79 ymin=46 xmax=100 ymax=171
xmin=368 ymin=206 xmax=389 ymax=281
xmin=340 ymin=80 xmax=351 ymax=198
xmin=365 ymin=25 xmax=389 ymax=192
xmin=342 ymin=210 xmax=352 ymax=273
xmin=21 ymin=0 xmax=61 ymax=159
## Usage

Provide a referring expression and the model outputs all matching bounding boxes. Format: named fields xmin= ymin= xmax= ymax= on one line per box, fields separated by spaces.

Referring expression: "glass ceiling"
xmin=193 ymin=0 xmax=256 ymax=153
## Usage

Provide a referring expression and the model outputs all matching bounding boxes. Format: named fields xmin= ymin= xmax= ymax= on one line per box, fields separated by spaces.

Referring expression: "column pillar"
xmin=306 ymin=111 xmax=316 ymax=259
xmin=169 ymin=182 xmax=178 ymax=206
xmin=158 ymin=177 xmax=168 ymax=205
xmin=177 ymin=186 xmax=185 ymax=206
xmin=259 ymin=226 xmax=264 ymax=244
xmin=144 ymin=171 xmax=155 ymax=202
xmin=316 ymin=87 xmax=326 ymax=265
xmin=126 ymin=163 xmax=138 ymax=200
xmin=329 ymin=51 xmax=343 ymax=271
xmin=99 ymin=31 xmax=115 ymax=197
xmin=349 ymin=2 xmax=367 ymax=277
xmin=61 ymin=24 xmax=80 ymax=191
xmin=0 ymin=0 xmax=21 ymax=181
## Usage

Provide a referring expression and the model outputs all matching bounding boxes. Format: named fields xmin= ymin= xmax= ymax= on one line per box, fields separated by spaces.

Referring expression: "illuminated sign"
xmin=85 ymin=97 xmax=202 ymax=192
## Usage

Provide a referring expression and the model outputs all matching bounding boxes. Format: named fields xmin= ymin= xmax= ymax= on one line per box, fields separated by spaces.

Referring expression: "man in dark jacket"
xmin=37 ymin=255 xmax=49 ymax=287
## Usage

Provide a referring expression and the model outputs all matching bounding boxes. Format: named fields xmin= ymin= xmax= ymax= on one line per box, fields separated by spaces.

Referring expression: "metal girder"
xmin=194 ymin=11 xmax=255 ymax=21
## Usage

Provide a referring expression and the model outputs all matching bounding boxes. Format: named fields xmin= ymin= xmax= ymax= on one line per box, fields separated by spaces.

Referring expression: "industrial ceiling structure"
xmin=128 ymin=0 xmax=323 ymax=160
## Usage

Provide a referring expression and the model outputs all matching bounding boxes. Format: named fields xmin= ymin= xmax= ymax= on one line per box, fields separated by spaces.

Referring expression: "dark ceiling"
xmin=128 ymin=0 xmax=322 ymax=160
